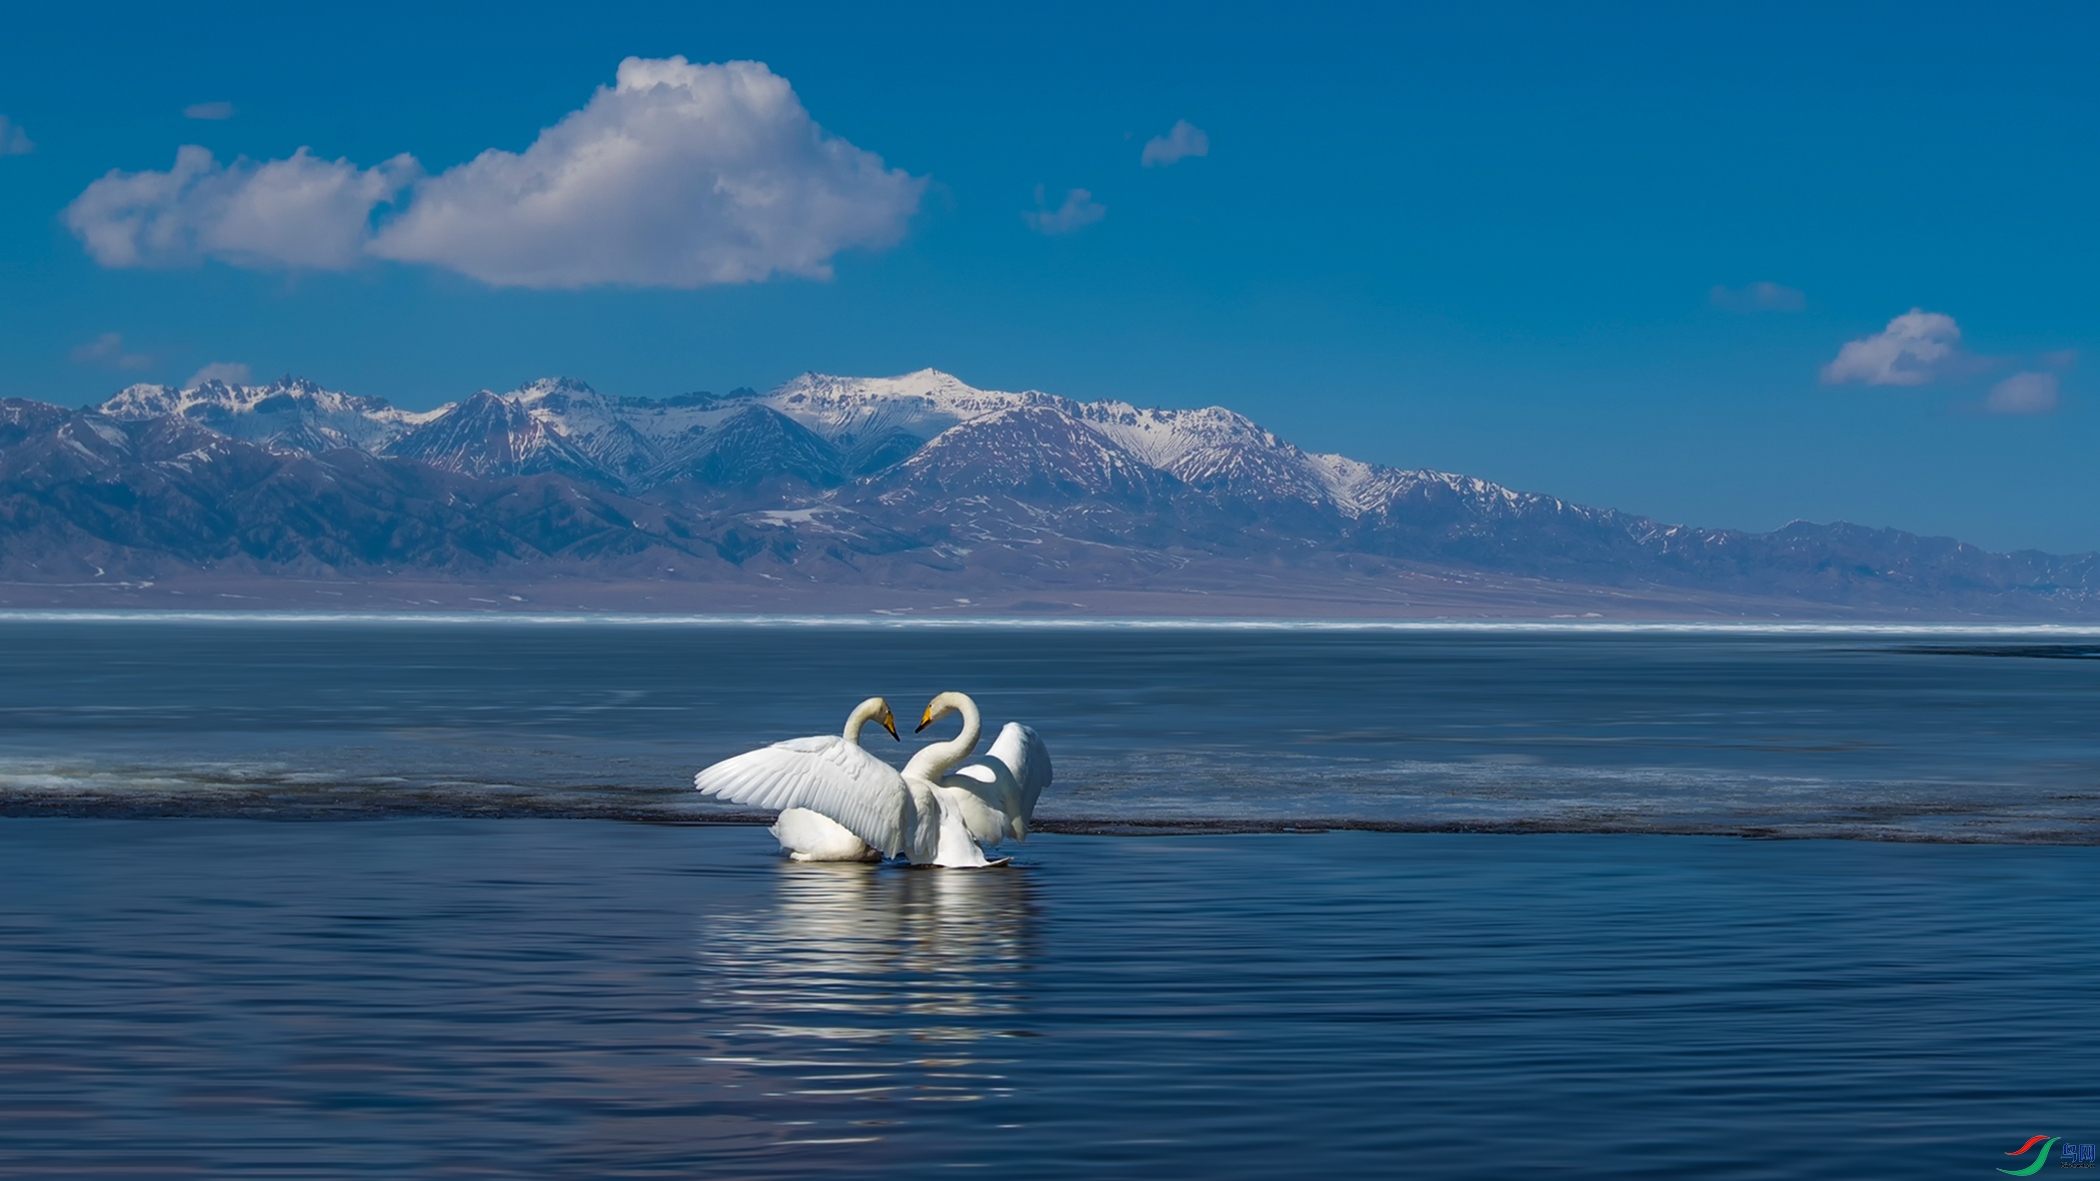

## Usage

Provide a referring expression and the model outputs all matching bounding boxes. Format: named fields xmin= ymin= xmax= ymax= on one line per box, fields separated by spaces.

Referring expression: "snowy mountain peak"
xmin=383 ymin=389 xmax=607 ymax=482
xmin=664 ymin=405 xmax=845 ymax=489
xmin=896 ymin=404 xmax=1165 ymax=505
xmin=1070 ymin=400 xmax=1334 ymax=505
xmin=777 ymin=375 xmax=1344 ymax=508
xmin=509 ymin=376 xmax=602 ymax=408
xmin=493 ymin=376 xmax=669 ymax=481
xmin=101 ymin=375 xmax=377 ymax=418
xmin=774 ymin=369 xmax=996 ymax=408
xmin=99 ymin=382 xmax=188 ymax=420
xmin=93 ymin=375 xmax=439 ymax=454
xmin=764 ymin=371 xmax=1050 ymax=453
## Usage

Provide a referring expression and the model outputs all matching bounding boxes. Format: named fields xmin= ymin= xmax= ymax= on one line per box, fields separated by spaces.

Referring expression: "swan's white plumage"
xmin=991 ymin=723 xmax=1052 ymax=817
xmin=930 ymin=795 xmax=992 ymax=867
xmin=694 ymin=730 xmax=910 ymax=858
xmin=770 ymin=806 xmax=882 ymax=862
xmin=907 ymin=695 xmax=1055 ymax=862
xmin=696 ymin=692 xmax=1053 ymax=869
xmin=937 ymin=764 xmax=1017 ymax=847
xmin=940 ymin=723 xmax=1051 ymax=844
xmin=979 ymin=723 xmax=1054 ymax=835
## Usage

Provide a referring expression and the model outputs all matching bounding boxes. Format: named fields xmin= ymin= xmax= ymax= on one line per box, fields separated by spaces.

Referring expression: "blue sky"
xmin=2 ymin=1 xmax=2096 ymax=551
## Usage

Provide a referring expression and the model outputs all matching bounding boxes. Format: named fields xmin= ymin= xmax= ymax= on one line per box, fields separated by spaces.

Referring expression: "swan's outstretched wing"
xmin=936 ymin=765 xmax=1023 ymax=847
xmin=940 ymin=723 xmax=1052 ymax=847
xmin=695 ymin=736 xmax=909 ymax=856
xmin=986 ymin=723 xmax=1052 ymax=818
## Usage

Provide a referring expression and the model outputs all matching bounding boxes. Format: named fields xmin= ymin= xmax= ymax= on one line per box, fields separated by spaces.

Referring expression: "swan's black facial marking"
xmin=881 ymin=713 xmax=900 ymax=741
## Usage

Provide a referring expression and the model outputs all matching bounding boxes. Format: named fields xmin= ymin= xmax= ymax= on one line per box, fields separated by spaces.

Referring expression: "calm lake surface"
xmin=2 ymin=617 xmax=2097 ymax=1176
xmin=4 ymin=822 xmax=2098 ymax=1178
xmin=0 ymin=615 xmax=2096 ymax=839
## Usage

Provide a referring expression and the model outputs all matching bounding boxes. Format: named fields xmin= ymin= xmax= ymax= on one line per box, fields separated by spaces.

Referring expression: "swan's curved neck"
xmin=841 ymin=697 xmax=887 ymax=745
xmin=905 ymin=692 xmax=981 ymax=779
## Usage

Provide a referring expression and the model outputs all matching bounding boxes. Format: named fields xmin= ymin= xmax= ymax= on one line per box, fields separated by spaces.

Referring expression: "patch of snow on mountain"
xmin=898 ymin=405 xmax=1161 ymax=502
xmin=1305 ymin=453 xmax=1393 ymax=516
xmin=1076 ymin=402 xmax=1237 ymax=469
xmin=1079 ymin=402 xmax=1328 ymax=503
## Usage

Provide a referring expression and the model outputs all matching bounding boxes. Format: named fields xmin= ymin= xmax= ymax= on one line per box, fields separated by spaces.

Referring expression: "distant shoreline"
xmin=0 ymin=608 xmax=2097 ymax=634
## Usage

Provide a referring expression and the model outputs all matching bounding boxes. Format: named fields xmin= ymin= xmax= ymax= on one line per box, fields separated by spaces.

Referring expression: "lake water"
xmin=0 ymin=615 xmax=2096 ymax=840
xmin=2 ymin=616 xmax=2098 ymax=1176
xmin=5 ymin=822 xmax=2099 ymax=1178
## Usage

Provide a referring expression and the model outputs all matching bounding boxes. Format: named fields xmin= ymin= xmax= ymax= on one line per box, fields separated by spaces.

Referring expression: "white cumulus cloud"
xmin=183 ymin=101 xmax=236 ymax=121
xmin=0 ymin=116 xmax=32 ymax=157
xmin=369 ymin=57 xmax=925 ymax=288
xmin=1985 ymin=372 xmax=2058 ymax=415
xmin=64 ymin=144 xmax=417 ymax=270
xmin=1024 ymin=186 xmax=1106 ymax=235
xmin=1820 ymin=308 xmax=1964 ymax=386
xmin=1709 ymin=281 xmax=1804 ymax=313
xmin=63 ymin=58 xmax=923 ymax=289
xmin=186 ymin=362 xmax=252 ymax=388
xmin=1141 ymin=120 xmax=1208 ymax=167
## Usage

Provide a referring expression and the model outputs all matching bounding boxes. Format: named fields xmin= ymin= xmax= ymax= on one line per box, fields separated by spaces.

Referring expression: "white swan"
xmin=694 ymin=697 xmax=901 ymax=862
xmin=906 ymin=692 xmax=1053 ymax=868
xmin=693 ymin=692 xmax=1052 ymax=868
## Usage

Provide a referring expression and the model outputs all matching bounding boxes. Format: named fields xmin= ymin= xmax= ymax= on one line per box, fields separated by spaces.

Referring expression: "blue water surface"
xmin=0 ymin=617 xmax=2096 ymax=839
xmin=1 ymin=821 xmax=2094 ymax=1178
xmin=2 ymin=619 xmax=2098 ymax=1177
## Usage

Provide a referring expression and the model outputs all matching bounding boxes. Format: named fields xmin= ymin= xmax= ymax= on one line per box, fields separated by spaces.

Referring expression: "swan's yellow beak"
xmin=915 ymin=705 xmax=935 ymax=733
xmin=880 ymin=711 xmax=900 ymax=741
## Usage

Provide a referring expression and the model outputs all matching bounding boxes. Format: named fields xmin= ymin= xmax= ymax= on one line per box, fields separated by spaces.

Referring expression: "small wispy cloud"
xmin=183 ymin=101 xmax=236 ymax=121
xmin=187 ymin=361 xmax=251 ymax=387
xmin=1024 ymin=186 xmax=1106 ymax=235
xmin=1141 ymin=120 xmax=1209 ymax=167
xmin=1821 ymin=308 xmax=1965 ymax=386
xmin=1985 ymin=372 xmax=2059 ymax=415
xmin=70 ymin=332 xmax=152 ymax=371
xmin=0 ymin=115 xmax=32 ymax=157
xmin=1709 ymin=281 xmax=1804 ymax=313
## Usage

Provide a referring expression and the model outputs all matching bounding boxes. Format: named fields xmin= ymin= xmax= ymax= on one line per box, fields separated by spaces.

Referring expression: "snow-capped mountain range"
xmin=0 ymin=367 xmax=2086 ymax=617
xmin=92 ymin=369 xmax=1578 ymax=521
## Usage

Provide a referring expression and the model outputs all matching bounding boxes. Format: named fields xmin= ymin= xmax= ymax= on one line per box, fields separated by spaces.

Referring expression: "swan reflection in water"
xmin=694 ymin=863 xmax=1039 ymax=1122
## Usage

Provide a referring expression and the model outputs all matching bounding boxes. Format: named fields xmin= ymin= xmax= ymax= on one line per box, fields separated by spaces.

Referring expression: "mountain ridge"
xmin=0 ymin=368 xmax=2083 ymax=618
